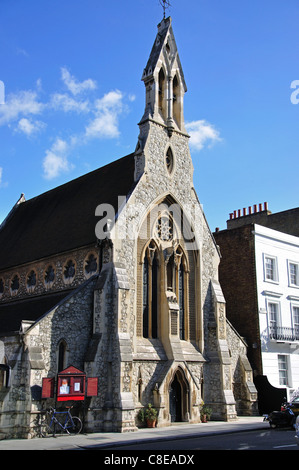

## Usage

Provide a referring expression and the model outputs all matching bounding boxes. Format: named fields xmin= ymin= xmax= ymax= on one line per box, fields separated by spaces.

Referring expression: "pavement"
xmin=0 ymin=416 xmax=269 ymax=451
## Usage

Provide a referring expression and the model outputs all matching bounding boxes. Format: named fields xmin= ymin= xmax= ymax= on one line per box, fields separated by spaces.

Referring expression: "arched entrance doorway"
xmin=169 ymin=369 xmax=189 ymax=422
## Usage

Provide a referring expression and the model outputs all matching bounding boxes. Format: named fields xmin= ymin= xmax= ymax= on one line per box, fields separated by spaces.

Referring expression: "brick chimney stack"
xmin=227 ymin=202 xmax=271 ymax=229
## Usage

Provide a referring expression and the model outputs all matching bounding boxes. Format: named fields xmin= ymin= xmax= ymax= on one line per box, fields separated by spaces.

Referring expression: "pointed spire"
xmin=142 ymin=17 xmax=172 ymax=81
xmin=134 ymin=17 xmax=190 ymax=182
xmin=140 ymin=17 xmax=187 ymax=136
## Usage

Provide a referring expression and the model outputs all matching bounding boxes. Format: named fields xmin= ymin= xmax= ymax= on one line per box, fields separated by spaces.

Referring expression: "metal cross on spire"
xmin=159 ymin=0 xmax=171 ymax=19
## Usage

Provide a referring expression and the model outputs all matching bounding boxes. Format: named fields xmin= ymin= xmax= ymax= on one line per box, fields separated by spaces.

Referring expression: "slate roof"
xmin=0 ymin=153 xmax=136 ymax=271
xmin=0 ymin=290 xmax=72 ymax=335
xmin=142 ymin=17 xmax=187 ymax=92
xmin=143 ymin=19 xmax=170 ymax=78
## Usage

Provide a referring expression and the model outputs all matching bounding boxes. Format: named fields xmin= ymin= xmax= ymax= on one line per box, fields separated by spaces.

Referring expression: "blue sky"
xmin=0 ymin=0 xmax=298 ymax=232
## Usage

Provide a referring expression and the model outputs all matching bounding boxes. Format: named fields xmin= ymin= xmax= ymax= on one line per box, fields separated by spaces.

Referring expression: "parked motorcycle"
xmin=264 ymin=402 xmax=296 ymax=429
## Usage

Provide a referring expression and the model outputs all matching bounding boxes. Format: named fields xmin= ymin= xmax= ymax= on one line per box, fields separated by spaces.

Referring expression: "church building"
xmin=0 ymin=16 xmax=257 ymax=438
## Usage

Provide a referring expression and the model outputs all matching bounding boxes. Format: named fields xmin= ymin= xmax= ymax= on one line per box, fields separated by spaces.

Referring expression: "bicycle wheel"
xmin=66 ymin=416 xmax=82 ymax=434
xmin=40 ymin=416 xmax=55 ymax=437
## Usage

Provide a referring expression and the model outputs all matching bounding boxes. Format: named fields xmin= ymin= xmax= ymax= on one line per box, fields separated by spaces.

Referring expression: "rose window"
xmin=155 ymin=216 xmax=173 ymax=241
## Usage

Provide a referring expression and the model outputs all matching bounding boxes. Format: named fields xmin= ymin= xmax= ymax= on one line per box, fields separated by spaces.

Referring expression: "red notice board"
xmin=41 ymin=366 xmax=99 ymax=401
xmin=57 ymin=366 xmax=86 ymax=401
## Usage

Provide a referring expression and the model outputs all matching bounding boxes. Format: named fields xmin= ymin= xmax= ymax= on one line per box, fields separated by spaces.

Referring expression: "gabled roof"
xmin=0 ymin=153 xmax=136 ymax=271
xmin=58 ymin=365 xmax=85 ymax=376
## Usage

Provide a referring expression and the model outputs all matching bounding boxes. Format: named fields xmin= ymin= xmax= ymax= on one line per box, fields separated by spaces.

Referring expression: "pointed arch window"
xmin=167 ymin=253 xmax=175 ymax=291
xmin=158 ymin=68 xmax=166 ymax=120
xmin=178 ymin=263 xmax=185 ymax=340
xmin=177 ymin=248 xmax=189 ymax=341
xmin=58 ymin=340 xmax=68 ymax=372
xmin=142 ymin=242 xmax=159 ymax=339
xmin=143 ymin=256 xmax=149 ymax=338
xmin=173 ymin=74 xmax=181 ymax=127
xmin=168 ymin=246 xmax=188 ymax=341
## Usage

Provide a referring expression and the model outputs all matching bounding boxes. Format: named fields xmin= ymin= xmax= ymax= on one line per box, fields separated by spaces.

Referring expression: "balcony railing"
xmin=269 ymin=326 xmax=299 ymax=342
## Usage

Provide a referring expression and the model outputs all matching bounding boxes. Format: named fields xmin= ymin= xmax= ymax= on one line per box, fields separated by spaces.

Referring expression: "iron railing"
xmin=269 ymin=326 xmax=299 ymax=342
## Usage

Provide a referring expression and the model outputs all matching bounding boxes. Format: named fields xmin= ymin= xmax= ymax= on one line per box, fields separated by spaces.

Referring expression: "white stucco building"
xmin=214 ymin=204 xmax=299 ymax=412
xmin=255 ymin=224 xmax=299 ymax=399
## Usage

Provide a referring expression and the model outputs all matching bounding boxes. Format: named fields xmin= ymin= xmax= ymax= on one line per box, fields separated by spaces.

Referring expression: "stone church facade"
xmin=0 ymin=17 xmax=257 ymax=439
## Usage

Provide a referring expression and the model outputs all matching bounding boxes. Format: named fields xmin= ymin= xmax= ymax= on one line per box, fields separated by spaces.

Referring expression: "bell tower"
xmin=140 ymin=16 xmax=187 ymax=136
xmin=134 ymin=17 xmax=190 ymax=182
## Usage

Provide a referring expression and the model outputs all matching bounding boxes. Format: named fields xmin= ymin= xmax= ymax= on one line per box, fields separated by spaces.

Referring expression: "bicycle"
xmin=40 ymin=406 xmax=82 ymax=437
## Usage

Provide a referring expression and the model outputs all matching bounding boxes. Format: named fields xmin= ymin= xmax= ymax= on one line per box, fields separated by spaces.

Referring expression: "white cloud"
xmin=128 ymin=94 xmax=136 ymax=102
xmin=50 ymin=92 xmax=90 ymax=113
xmin=61 ymin=67 xmax=97 ymax=95
xmin=0 ymin=167 xmax=8 ymax=189
xmin=43 ymin=138 xmax=73 ymax=180
xmin=0 ymin=90 xmax=44 ymax=126
xmin=43 ymin=88 xmax=130 ymax=178
xmin=85 ymin=114 xmax=120 ymax=139
xmin=16 ymin=47 xmax=29 ymax=57
xmin=185 ymin=120 xmax=222 ymax=152
xmin=85 ymin=90 xmax=124 ymax=139
xmin=43 ymin=89 xmax=129 ymax=178
xmin=1 ymin=69 xmax=134 ymax=180
xmin=16 ymin=117 xmax=46 ymax=136
xmin=36 ymin=78 xmax=43 ymax=91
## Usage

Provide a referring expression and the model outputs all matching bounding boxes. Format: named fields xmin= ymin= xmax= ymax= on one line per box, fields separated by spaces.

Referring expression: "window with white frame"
xmin=264 ymin=255 xmax=278 ymax=282
xmin=267 ymin=301 xmax=281 ymax=339
xmin=288 ymin=261 xmax=299 ymax=287
xmin=292 ymin=305 xmax=299 ymax=339
xmin=278 ymin=354 xmax=289 ymax=386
